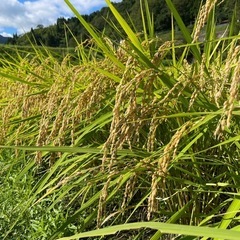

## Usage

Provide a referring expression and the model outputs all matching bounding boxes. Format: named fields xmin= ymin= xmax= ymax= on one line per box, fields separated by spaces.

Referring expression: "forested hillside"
xmin=7 ymin=0 xmax=240 ymax=47
xmin=0 ymin=35 xmax=9 ymax=44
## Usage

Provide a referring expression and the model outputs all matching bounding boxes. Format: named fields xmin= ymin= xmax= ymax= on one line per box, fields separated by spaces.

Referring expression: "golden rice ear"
xmin=147 ymin=172 xmax=159 ymax=220
xmin=192 ymin=0 xmax=218 ymax=42
xmin=151 ymin=41 xmax=172 ymax=66
xmin=102 ymin=65 xmax=158 ymax=170
xmin=214 ymin=45 xmax=240 ymax=137
xmin=121 ymin=173 xmax=137 ymax=210
xmin=97 ymin=177 xmax=111 ymax=228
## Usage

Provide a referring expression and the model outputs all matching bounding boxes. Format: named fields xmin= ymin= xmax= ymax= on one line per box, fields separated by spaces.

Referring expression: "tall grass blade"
xmin=151 ymin=200 xmax=194 ymax=240
xmin=165 ymin=0 xmax=201 ymax=62
xmin=105 ymin=0 xmax=143 ymax=53
xmin=204 ymin=6 xmax=216 ymax=66
xmin=217 ymin=196 xmax=240 ymax=230
xmin=56 ymin=222 xmax=240 ymax=240
xmin=64 ymin=0 xmax=124 ymax=69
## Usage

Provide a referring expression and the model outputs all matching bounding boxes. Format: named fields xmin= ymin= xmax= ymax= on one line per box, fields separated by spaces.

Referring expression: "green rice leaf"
xmin=165 ymin=0 xmax=201 ymax=62
xmin=105 ymin=0 xmax=143 ymax=53
xmin=64 ymin=0 xmax=124 ymax=69
xmin=217 ymin=196 xmax=240 ymax=230
xmin=56 ymin=222 xmax=240 ymax=240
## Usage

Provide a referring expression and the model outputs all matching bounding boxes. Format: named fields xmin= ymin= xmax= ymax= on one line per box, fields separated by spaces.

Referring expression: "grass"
xmin=0 ymin=44 xmax=79 ymax=66
xmin=0 ymin=0 xmax=240 ymax=239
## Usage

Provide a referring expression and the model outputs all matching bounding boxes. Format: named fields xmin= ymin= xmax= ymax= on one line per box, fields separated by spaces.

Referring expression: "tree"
xmin=9 ymin=0 xmax=239 ymax=47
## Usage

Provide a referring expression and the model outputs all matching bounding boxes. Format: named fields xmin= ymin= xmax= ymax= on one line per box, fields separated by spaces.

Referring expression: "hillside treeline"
xmin=7 ymin=0 xmax=239 ymax=47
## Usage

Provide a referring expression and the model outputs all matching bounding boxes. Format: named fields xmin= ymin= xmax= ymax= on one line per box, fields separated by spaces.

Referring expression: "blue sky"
xmin=0 ymin=0 xmax=122 ymax=37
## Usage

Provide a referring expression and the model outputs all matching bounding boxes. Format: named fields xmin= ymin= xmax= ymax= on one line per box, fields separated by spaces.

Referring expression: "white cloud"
xmin=0 ymin=0 xmax=122 ymax=36
xmin=0 ymin=32 xmax=13 ymax=38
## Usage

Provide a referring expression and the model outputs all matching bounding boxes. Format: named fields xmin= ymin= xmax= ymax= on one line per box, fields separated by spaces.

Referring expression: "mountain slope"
xmin=0 ymin=35 xmax=9 ymax=44
xmin=7 ymin=0 xmax=239 ymax=47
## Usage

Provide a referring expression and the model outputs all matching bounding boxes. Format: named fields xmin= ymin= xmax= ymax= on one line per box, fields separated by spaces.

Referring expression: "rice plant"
xmin=0 ymin=0 xmax=240 ymax=239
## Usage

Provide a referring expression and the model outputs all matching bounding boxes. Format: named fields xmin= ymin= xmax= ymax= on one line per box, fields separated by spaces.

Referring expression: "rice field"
xmin=0 ymin=0 xmax=240 ymax=239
